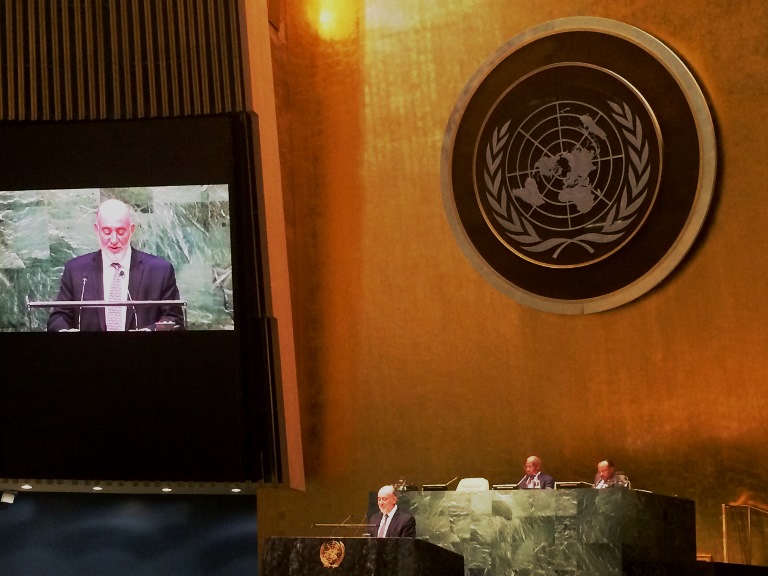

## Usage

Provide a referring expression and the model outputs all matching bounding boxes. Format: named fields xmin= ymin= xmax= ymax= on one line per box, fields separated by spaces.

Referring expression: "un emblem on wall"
xmin=442 ymin=18 xmax=716 ymax=313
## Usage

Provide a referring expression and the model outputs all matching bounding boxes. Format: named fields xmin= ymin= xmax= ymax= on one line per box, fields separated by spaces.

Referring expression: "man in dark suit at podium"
xmin=367 ymin=485 xmax=416 ymax=538
xmin=47 ymin=199 xmax=183 ymax=332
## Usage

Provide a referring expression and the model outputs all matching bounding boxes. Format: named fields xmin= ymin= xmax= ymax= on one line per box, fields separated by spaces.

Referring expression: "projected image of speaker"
xmin=0 ymin=113 xmax=280 ymax=484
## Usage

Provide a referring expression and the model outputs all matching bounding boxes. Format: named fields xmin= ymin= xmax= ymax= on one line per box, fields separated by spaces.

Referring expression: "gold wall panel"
xmin=261 ymin=0 xmax=768 ymax=563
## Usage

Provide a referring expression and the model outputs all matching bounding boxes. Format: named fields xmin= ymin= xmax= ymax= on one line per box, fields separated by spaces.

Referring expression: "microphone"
xmin=331 ymin=514 xmax=353 ymax=536
xmin=517 ymin=475 xmax=527 ymax=487
xmin=78 ymin=277 xmax=87 ymax=329
xmin=361 ymin=513 xmax=372 ymax=537
xmin=120 ymin=270 xmax=139 ymax=330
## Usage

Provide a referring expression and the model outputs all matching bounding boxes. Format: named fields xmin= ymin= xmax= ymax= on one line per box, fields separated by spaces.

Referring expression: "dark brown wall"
xmin=0 ymin=0 xmax=244 ymax=120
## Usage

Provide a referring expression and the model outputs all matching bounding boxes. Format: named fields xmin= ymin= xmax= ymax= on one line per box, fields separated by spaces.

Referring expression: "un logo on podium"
xmin=319 ymin=540 xmax=345 ymax=568
xmin=442 ymin=17 xmax=715 ymax=313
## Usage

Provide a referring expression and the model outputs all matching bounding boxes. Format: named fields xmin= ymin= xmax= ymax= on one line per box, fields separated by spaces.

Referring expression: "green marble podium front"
xmin=395 ymin=488 xmax=696 ymax=576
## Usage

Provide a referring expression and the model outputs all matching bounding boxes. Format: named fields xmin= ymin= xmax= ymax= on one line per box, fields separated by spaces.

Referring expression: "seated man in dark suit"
xmin=517 ymin=455 xmax=556 ymax=489
xmin=48 ymin=199 xmax=183 ymax=332
xmin=594 ymin=459 xmax=630 ymax=488
xmin=367 ymin=485 xmax=416 ymax=538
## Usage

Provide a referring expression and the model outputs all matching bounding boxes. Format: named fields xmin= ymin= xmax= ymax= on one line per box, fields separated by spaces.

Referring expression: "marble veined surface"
xmin=264 ymin=536 xmax=464 ymax=576
xmin=0 ymin=186 xmax=234 ymax=331
xmin=398 ymin=488 xmax=696 ymax=576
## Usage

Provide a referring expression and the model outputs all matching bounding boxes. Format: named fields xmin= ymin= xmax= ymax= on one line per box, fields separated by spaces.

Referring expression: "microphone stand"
xmin=120 ymin=271 xmax=139 ymax=330
xmin=78 ymin=277 xmax=87 ymax=330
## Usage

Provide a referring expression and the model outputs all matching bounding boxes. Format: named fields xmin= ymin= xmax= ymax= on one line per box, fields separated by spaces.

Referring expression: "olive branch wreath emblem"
xmin=319 ymin=540 xmax=345 ymax=568
xmin=484 ymin=101 xmax=650 ymax=260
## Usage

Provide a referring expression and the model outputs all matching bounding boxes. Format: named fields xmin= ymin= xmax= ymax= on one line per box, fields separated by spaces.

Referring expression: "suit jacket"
xmin=367 ymin=508 xmax=416 ymax=538
xmin=517 ymin=472 xmax=556 ymax=489
xmin=594 ymin=473 xmax=625 ymax=488
xmin=47 ymin=249 xmax=183 ymax=332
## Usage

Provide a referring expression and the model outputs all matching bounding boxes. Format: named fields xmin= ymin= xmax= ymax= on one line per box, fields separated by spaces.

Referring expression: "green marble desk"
xmin=396 ymin=488 xmax=696 ymax=576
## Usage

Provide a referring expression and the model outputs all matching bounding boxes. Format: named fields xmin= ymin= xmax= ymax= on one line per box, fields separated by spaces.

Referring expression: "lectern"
xmin=263 ymin=537 xmax=464 ymax=576
xmin=28 ymin=298 xmax=187 ymax=330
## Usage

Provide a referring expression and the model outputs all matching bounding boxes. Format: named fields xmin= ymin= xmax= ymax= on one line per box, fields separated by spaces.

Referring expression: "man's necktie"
xmin=377 ymin=514 xmax=388 ymax=537
xmin=106 ymin=263 xmax=122 ymax=331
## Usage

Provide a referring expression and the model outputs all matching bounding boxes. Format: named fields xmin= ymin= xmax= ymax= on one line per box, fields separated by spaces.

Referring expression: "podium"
xmin=28 ymin=298 xmax=187 ymax=330
xmin=263 ymin=537 xmax=464 ymax=576
xmin=396 ymin=488 xmax=697 ymax=575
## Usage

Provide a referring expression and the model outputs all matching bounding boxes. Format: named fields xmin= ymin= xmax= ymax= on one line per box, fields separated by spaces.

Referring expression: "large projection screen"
xmin=0 ymin=113 xmax=280 ymax=483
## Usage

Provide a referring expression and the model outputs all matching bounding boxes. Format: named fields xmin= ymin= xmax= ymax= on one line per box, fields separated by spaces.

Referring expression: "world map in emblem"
xmin=509 ymin=102 xmax=616 ymax=221
xmin=476 ymin=64 xmax=663 ymax=268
